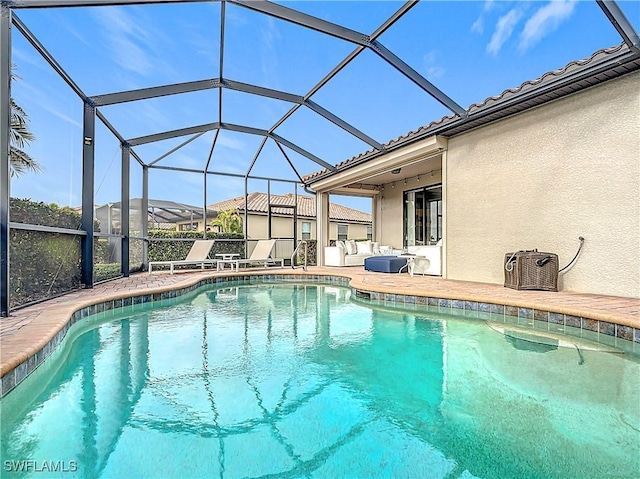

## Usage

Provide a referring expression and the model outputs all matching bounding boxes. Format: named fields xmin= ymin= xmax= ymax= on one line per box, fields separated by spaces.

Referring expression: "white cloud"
xmin=423 ymin=50 xmax=445 ymax=80
xmin=217 ymin=136 xmax=246 ymax=151
xmin=162 ymin=153 xmax=204 ymax=171
xmin=11 ymin=48 xmax=45 ymax=71
xmin=471 ymin=0 xmax=495 ymax=34
xmin=92 ymin=8 xmax=152 ymax=75
xmin=261 ymin=18 xmax=282 ymax=85
xmin=225 ymin=7 xmax=249 ymax=27
xmin=56 ymin=14 xmax=91 ymax=48
xmin=519 ymin=0 xmax=577 ymax=52
xmin=487 ymin=8 xmax=524 ymax=55
xmin=138 ymin=102 xmax=171 ymax=132
xmin=92 ymin=7 xmax=169 ymax=77
xmin=471 ymin=17 xmax=484 ymax=34
xmin=17 ymin=80 xmax=82 ymax=129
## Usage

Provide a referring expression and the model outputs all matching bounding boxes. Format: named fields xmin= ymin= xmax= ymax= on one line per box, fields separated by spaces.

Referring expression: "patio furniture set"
xmin=324 ymin=240 xmax=442 ymax=276
xmin=148 ymin=239 xmax=284 ymax=274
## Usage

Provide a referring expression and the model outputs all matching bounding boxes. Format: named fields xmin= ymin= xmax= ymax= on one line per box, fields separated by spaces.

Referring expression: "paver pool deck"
xmin=1 ymin=266 xmax=639 ymax=393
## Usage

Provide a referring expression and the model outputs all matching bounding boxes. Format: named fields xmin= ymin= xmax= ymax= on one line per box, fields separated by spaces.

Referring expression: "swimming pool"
xmin=1 ymin=283 xmax=639 ymax=478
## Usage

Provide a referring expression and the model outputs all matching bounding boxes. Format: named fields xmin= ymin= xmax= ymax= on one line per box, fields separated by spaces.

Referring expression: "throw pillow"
xmin=345 ymin=240 xmax=357 ymax=255
xmin=335 ymin=240 xmax=346 ymax=250
xmin=356 ymin=240 xmax=373 ymax=255
xmin=372 ymin=242 xmax=381 ymax=255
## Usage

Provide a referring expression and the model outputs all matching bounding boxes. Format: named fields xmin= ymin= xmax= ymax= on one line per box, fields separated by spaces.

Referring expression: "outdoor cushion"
xmin=364 ymin=255 xmax=407 ymax=273
xmin=356 ymin=240 xmax=373 ymax=255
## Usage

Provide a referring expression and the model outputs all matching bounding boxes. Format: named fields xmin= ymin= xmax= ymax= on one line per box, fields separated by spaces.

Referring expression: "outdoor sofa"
xmin=324 ymin=240 xmax=388 ymax=266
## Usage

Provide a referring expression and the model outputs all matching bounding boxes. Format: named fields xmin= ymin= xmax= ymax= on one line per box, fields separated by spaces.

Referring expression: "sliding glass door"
xmin=403 ymin=185 xmax=442 ymax=247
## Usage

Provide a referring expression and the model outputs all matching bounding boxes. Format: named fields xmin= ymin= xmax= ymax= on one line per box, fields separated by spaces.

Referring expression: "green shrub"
xmin=295 ymin=239 xmax=317 ymax=266
xmin=94 ymin=237 xmax=112 ymax=263
xmin=10 ymin=197 xmax=100 ymax=230
xmin=9 ymin=198 xmax=97 ymax=309
xmin=10 ymin=229 xmax=81 ymax=308
xmin=94 ymin=263 xmax=121 ymax=283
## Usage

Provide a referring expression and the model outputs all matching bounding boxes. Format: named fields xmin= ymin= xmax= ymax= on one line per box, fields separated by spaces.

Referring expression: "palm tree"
xmin=210 ymin=209 xmax=243 ymax=234
xmin=9 ymin=65 xmax=40 ymax=177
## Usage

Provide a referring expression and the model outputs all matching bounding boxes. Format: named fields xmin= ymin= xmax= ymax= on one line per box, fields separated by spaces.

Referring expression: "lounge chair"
xmin=219 ymin=239 xmax=284 ymax=271
xmin=148 ymin=239 xmax=216 ymax=274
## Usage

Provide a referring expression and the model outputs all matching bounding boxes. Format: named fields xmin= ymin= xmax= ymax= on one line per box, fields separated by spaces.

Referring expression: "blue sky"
xmin=9 ymin=0 xmax=639 ymax=213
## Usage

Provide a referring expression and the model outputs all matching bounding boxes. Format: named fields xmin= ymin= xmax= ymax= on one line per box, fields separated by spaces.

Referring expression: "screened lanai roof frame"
xmin=1 ymin=0 xmax=638 ymax=317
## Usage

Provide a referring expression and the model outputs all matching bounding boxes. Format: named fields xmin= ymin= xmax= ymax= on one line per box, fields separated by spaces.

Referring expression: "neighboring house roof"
xmin=95 ymin=199 xmax=217 ymax=224
xmin=304 ymin=43 xmax=640 ymax=184
xmin=209 ymin=192 xmax=371 ymax=224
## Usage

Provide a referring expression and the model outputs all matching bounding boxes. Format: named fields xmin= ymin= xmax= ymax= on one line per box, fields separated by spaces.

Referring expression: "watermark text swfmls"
xmin=3 ymin=460 xmax=78 ymax=473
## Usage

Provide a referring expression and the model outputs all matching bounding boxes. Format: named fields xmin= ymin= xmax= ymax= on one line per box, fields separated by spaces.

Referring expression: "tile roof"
xmin=304 ymin=43 xmax=640 ymax=184
xmin=208 ymin=192 xmax=371 ymax=223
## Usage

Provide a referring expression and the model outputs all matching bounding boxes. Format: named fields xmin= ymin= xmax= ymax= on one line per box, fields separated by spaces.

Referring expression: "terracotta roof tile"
xmin=208 ymin=192 xmax=371 ymax=223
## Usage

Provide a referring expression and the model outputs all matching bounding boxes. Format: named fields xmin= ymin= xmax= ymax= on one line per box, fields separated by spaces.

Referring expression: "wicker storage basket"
xmin=504 ymin=250 xmax=559 ymax=292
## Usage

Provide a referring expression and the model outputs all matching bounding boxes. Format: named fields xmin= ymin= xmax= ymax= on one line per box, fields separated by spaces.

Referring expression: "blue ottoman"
xmin=364 ymin=255 xmax=407 ymax=273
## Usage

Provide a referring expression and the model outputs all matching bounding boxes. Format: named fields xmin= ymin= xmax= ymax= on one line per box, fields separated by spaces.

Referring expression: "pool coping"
xmin=1 ymin=268 xmax=639 ymax=398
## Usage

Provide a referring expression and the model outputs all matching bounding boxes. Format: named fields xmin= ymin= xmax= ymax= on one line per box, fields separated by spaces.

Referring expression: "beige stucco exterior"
xmin=243 ymin=214 xmax=369 ymax=258
xmin=312 ymin=72 xmax=639 ymax=298
xmin=238 ymin=214 xmax=368 ymax=241
xmin=176 ymin=214 xmax=369 ymax=240
xmin=445 ymin=72 xmax=639 ymax=297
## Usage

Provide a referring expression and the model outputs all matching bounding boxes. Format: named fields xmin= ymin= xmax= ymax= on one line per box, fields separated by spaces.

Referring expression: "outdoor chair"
xmin=223 ymin=239 xmax=284 ymax=270
xmin=148 ymin=239 xmax=217 ymax=274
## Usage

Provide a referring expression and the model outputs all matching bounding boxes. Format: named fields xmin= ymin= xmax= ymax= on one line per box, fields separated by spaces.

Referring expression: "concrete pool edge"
xmin=1 ymin=268 xmax=639 ymax=398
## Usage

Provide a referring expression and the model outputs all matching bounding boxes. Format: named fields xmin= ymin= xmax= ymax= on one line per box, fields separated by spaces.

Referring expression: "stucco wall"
xmin=328 ymin=222 xmax=370 ymax=241
xmin=243 ymin=214 xmax=369 ymax=242
xmin=245 ymin=215 xmax=311 ymax=239
xmin=446 ymin=72 xmax=640 ymax=297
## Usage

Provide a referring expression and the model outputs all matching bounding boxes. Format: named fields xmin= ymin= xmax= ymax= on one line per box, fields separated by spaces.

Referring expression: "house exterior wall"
xmin=175 ymin=213 xmax=371 ymax=243
xmin=244 ymin=214 xmax=293 ymax=239
xmin=175 ymin=219 xmax=207 ymax=231
xmin=445 ymin=72 xmax=640 ymax=297
xmin=328 ymin=222 xmax=370 ymax=241
xmin=241 ymin=214 xmax=369 ymax=242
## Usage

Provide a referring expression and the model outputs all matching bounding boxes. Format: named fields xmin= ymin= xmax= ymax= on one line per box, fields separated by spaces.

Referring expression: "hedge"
xmin=10 ymin=197 xmax=98 ymax=229
xmin=8 ymin=199 xmax=86 ymax=308
xmin=10 ymin=229 xmax=82 ymax=308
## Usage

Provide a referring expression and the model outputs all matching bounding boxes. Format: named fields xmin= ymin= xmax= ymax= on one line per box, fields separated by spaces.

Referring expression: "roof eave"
xmin=306 ymin=45 xmax=640 ymax=186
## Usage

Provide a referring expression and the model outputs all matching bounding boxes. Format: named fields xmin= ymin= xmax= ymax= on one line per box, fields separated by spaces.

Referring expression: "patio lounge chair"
xmin=148 ymin=239 xmax=216 ymax=274
xmin=222 ymin=239 xmax=284 ymax=270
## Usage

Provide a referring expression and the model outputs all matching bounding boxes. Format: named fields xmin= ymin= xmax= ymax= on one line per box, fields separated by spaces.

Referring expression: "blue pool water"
xmin=1 ymin=283 xmax=639 ymax=479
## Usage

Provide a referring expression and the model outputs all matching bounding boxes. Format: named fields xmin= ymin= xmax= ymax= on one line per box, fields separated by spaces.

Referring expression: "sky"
xmin=8 ymin=0 xmax=639 ymax=215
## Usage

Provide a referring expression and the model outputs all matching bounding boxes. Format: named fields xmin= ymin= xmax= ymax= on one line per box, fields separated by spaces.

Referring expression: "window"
xmin=403 ymin=185 xmax=442 ymax=247
xmin=302 ymin=221 xmax=311 ymax=240
xmin=337 ymin=224 xmax=348 ymax=241
xmin=367 ymin=226 xmax=372 ymax=240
